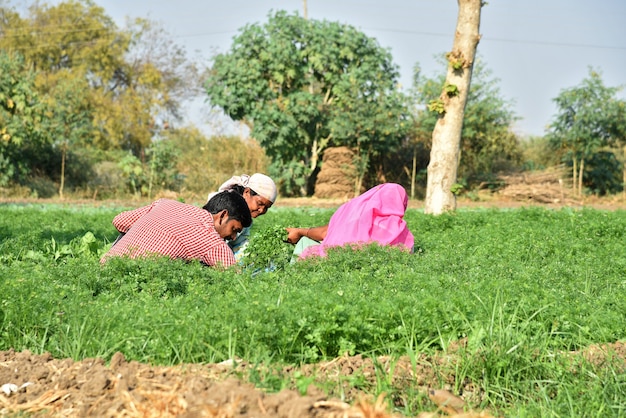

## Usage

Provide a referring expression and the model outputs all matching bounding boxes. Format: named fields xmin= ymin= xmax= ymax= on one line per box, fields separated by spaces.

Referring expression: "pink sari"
xmin=300 ymin=183 xmax=414 ymax=259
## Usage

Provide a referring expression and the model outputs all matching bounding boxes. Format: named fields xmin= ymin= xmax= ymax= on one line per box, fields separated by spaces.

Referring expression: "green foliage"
xmin=42 ymin=76 xmax=93 ymax=148
xmin=244 ymin=225 xmax=293 ymax=272
xmin=117 ymin=153 xmax=144 ymax=196
xmin=268 ymin=159 xmax=307 ymax=197
xmin=547 ymin=68 xmax=626 ymax=195
xmin=105 ymin=139 xmax=183 ymax=197
xmin=520 ymin=135 xmax=562 ymax=170
xmin=0 ymin=51 xmax=47 ymax=185
xmin=144 ymin=138 xmax=182 ymax=197
xmin=43 ymin=231 xmax=101 ymax=261
xmin=0 ymin=1 xmax=204 ymax=194
xmin=444 ymin=83 xmax=459 ymax=97
xmin=427 ymin=99 xmax=445 ymax=115
xmin=2 ymin=203 xmax=626 ymax=415
xmin=206 ymin=11 xmax=409 ymax=196
xmin=549 ymin=68 xmax=626 ymax=153
xmin=450 ymin=182 xmax=464 ymax=195
xmin=446 ymin=51 xmax=465 ymax=71
xmin=584 ymin=150 xmax=623 ymax=195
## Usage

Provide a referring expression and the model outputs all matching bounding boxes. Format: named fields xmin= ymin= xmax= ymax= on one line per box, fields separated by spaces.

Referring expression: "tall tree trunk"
xmin=59 ymin=141 xmax=67 ymax=200
xmin=623 ymin=146 xmax=626 ymax=200
xmin=424 ymin=0 xmax=482 ymax=215
xmin=411 ymin=146 xmax=417 ymax=199
xmin=572 ymin=157 xmax=577 ymax=195
xmin=578 ymin=158 xmax=584 ymax=196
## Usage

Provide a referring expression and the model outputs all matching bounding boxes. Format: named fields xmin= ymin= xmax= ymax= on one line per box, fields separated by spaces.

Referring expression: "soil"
xmin=0 ymin=348 xmax=463 ymax=418
xmin=1 ymin=342 xmax=625 ymax=418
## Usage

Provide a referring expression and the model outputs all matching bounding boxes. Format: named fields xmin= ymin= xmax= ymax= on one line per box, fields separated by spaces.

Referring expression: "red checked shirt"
xmin=101 ymin=199 xmax=236 ymax=267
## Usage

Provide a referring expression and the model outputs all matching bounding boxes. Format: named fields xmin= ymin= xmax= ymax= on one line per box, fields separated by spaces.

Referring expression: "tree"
xmin=424 ymin=0 xmax=482 ymax=215
xmin=548 ymin=68 xmax=626 ymax=196
xmin=39 ymin=74 xmax=93 ymax=198
xmin=0 ymin=0 xmax=205 ymax=195
xmin=0 ymin=1 xmax=203 ymax=148
xmin=0 ymin=51 xmax=46 ymax=186
xmin=412 ymin=57 xmax=522 ymax=190
xmin=0 ymin=1 xmax=133 ymax=150
xmin=206 ymin=11 xmax=409 ymax=196
xmin=124 ymin=18 xmax=204 ymax=121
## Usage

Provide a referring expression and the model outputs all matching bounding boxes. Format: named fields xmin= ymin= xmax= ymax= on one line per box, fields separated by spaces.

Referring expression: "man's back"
xmin=101 ymin=199 xmax=236 ymax=267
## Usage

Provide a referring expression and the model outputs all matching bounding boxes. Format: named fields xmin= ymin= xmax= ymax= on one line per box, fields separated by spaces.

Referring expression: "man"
xmin=100 ymin=191 xmax=252 ymax=268
xmin=208 ymin=173 xmax=277 ymax=261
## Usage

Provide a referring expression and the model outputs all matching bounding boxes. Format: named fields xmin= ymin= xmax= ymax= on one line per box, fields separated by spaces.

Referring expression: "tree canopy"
xmin=206 ymin=11 xmax=409 ymax=196
xmin=0 ymin=0 xmax=204 ymax=194
xmin=0 ymin=51 xmax=46 ymax=186
xmin=548 ymin=68 xmax=626 ymax=195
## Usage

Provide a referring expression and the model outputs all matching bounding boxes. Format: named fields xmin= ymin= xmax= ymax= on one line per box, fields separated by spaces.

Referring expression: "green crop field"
xmin=1 ymin=202 xmax=625 ymax=416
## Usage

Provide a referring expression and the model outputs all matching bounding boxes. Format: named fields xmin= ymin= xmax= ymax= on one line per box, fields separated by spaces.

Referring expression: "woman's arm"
xmin=285 ymin=225 xmax=328 ymax=244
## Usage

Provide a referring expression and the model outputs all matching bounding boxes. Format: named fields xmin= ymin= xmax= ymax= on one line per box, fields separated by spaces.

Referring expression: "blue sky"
xmin=90 ymin=0 xmax=626 ymax=137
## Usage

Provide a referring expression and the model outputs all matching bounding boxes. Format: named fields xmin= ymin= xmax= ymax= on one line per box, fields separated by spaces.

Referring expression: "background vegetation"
xmin=1 ymin=1 xmax=625 ymax=200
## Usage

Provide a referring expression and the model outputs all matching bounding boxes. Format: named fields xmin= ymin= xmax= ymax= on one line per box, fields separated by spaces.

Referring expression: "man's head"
xmin=203 ymin=191 xmax=252 ymax=240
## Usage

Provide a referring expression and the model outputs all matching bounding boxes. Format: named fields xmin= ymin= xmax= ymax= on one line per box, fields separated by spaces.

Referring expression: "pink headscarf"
xmin=300 ymin=183 xmax=414 ymax=259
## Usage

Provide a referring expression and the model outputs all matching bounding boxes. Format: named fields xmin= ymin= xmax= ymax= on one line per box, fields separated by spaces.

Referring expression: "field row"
xmin=1 ymin=204 xmax=625 ymax=415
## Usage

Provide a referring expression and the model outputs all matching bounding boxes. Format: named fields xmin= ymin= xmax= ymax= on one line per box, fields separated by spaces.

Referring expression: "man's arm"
xmin=203 ymin=242 xmax=237 ymax=268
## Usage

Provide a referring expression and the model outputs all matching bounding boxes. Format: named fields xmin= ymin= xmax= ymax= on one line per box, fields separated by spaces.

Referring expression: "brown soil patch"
xmin=0 ymin=348 xmax=479 ymax=418
xmin=2 ymin=342 xmax=625 ymax=417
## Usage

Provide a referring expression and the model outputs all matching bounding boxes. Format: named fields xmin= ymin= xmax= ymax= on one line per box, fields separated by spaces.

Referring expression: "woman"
xmin=209 ymin=173 xmax=277 ymax=261
xmin=286 ymin=183 xmax=414 ymax=259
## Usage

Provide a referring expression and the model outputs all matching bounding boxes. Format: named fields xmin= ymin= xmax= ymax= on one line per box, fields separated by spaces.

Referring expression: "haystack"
xmin=314 ymin=146 xmax=358 ymax=199
xmin=496 ymin=164 xmax=579 ymax=204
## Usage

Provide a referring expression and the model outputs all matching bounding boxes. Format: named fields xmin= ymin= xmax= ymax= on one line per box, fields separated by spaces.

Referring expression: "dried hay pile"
xmin=495 ymin=165 xmax=579 ymax=205
xmin=314 ymin=147 xmax=358 ymax=199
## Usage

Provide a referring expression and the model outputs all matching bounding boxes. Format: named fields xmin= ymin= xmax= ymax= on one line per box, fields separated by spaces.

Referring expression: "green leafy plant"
xmin=427 ymin=99 xmax=446 ymax=115
xmin=450 ymin=182 xmax=465 ymax=195
xmin=243 ymin=225 xmax=293 ymax=272
xmin=444 ymin=83 xmax=459 ymax=97
xmin=206 ymin=10 xmax=409 ymax=196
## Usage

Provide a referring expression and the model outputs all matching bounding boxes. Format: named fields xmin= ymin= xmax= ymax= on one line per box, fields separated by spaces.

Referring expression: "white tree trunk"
xmin=623 ymin=146 xmax=625 ymax=200
xmin=424 ymin=0 xmax=482 ymax=215
xmin=578 ymin=158 xmax=584 ymax=196
xmin=572 ymin=157 xmax=577 ymax=194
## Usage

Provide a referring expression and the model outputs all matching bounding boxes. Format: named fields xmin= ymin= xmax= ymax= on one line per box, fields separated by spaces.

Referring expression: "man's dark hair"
xmin=203 ymin=191 xmax=252 ymax=228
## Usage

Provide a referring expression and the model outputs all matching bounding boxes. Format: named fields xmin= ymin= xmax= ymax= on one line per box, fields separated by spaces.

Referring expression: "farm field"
xmin=1 ymin=199 xmax=625 ymax=417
